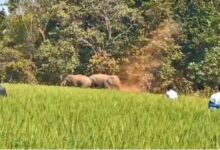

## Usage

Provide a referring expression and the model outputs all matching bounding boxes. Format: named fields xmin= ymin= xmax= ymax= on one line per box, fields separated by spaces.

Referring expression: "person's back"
xmin=209 ymin=84 xmax=220 ymax=109
xmin=210 ymin=92 xmax=220 ymax=105
xmin=166 ymin=84 xmax=178 ymax=100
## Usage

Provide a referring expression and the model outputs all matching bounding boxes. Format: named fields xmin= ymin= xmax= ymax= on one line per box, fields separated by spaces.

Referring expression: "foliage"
xmin=87 ymin=51 xmax=119 ymax=75
xmin=201 ymin=47 xmax=220 ymax=86
xmin=0 ymin=45 xmax=36 ymax=83
xmin=34 ymin=40 xmax=79 ymax=84
xmin=6 ymin=59 xmax=37 ymax=83
xmin=187 ymin=46 xmax=220 ymax=88
xmin=174 ymin=1 xmax=220 ymax=88
xmin=160 ymin=43 xmax=186 ymax=92
xmin=1 ymin=0 xmax=220 ymax=92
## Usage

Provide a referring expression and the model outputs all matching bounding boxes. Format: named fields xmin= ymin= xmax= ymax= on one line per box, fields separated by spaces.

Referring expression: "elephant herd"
xmin=60 ymin=74 xmax=121 ymax=90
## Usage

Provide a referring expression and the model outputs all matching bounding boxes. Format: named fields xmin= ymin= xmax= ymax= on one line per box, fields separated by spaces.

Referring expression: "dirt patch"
xmin=119 ymin=84 xmax=143 ymax=93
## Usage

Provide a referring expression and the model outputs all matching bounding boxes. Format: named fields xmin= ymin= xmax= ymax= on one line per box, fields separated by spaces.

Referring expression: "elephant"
xmin=104 ymin=75 xmax=121 ymax=90
xmin=89 ymin=74 xmax=121 ymax=90
xmin=0 ymin=85 xmax=7 ymax=97
xmin=60 ymin=74 xmax=92 ymax=88
xmin=89 ymin=74 xmax=109 ymax=88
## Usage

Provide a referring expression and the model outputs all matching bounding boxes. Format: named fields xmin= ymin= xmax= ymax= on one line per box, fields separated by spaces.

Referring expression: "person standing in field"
xmin=0 ymin=78 xmax=7 ymax=97
xmin=166 ymin=84 xmax=178 ymax=100
xmin=209 ymin=84 xmax=220 ymax=110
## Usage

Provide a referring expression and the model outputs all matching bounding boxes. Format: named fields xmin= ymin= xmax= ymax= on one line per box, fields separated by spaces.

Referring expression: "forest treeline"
xmin=0 ymin=0 xmax=220 ymax=93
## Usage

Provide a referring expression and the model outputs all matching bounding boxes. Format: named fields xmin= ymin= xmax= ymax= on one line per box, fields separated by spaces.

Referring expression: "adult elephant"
xmin=0 ymin=85 xmax=7 ymax=97
xmin=104 ymin=75 xmax=121 ymax=90
xmin=60 ymin=74 xmax=92 ymax=88
xmin=89 ymin=74 xmax=121 ymax=90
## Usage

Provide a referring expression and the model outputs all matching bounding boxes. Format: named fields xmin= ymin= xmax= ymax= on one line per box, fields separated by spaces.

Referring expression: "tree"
xmin=61 ymin=0 xmax=145 ymax=73
xmin=34 ymin=40 xmax=79 ymax=84
xmin=174 ymin=0 xmax=220 ymax=88
xmin=0 ymin=44 xmax=37 ymax=83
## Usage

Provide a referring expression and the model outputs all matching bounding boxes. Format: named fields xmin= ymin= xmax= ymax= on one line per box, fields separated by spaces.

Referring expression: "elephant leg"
xmin=104 ymin=80 xmax=112 ymax=89
xmin=92 ymin=82 xmax=103 ymax=89
xmin=61 ymin=80 xmax=67 ymax=86
xmin=76 ymin=81 xmax=83 ymax=87
xmin=71 ymin=80 xmax=78 ymax=87
xmin=114 ymin=84 xmax=120 ymax=90
xmin=90 ymin=82 xmax=95 ymax=88
xmin=80 ymin=82 xmax=90 ymax=88
xmin=81 ymin=85 xmax=87 ymax=88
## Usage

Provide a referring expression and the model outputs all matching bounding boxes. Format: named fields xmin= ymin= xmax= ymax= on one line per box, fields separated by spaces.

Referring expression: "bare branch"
xmin=38 ymin=27 xmax=45 ymax=41
xmin=112 ymin=25 xmax=134 ymax=43
xmin=79 ymin=38 xmax=95 ymax=50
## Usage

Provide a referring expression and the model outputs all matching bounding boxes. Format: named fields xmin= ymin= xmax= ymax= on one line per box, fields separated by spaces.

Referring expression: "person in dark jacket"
xmin=0 ymin=77 xmax=7 ymax=97
xmin=0 ymin=85 xmax=7 ymax=97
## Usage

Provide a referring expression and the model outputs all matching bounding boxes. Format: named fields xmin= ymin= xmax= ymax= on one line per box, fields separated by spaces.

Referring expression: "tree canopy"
xmin=0 ymin=0 xmax=220 ymax=93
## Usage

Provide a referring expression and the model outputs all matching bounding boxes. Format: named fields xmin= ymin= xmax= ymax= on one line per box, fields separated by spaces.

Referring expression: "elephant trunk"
xmin=61 ymin=80 xmax=67 ymax=86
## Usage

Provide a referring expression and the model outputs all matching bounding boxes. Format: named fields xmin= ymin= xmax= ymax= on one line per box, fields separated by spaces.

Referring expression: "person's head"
xmin=167 ymin=84 xmax=173 ymax=91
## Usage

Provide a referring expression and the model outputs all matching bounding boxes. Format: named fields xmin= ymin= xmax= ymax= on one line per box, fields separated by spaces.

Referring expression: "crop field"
xmin=0 ymin=84 xmax=219 ymax=148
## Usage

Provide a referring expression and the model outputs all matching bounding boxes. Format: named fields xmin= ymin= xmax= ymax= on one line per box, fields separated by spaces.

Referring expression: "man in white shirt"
xmin=209 ymin=84 xmax=220 ymax=110
xmin=166 ymin=84 xmax=178 ymax=100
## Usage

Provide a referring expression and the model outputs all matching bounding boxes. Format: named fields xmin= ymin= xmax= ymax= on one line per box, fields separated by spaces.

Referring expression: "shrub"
xmin=201 ymin=47 xmax=220 ymax=86
xmin=0 ymin=47 xmax=37 ymax=83
xmin=34 ymin=40 xmax=79 ymax=84
xmin=187 ymin=47 xmax=220 ymax=88
xmin=6 ymin=59 xmax=37 ymax=83
xmin=87 ymin=51 xmax=119 ymax=75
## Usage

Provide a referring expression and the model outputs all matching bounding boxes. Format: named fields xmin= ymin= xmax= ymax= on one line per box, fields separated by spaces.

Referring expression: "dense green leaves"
xmin=173 ymin=1 xmax=220 ymax=89
xmin=34 ymin=40 xmax=79 ymax=84
xmin=0 ymin=45 xmax=37 ymax=83
xmin=0 ymin=0 xmax=220 ymax=92
xmin=88 ymin=51 xmax=119 ymax=75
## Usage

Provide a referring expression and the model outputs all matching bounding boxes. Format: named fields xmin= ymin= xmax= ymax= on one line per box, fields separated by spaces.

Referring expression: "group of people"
xmin=165 ymin=84 xmax=220 ymax=110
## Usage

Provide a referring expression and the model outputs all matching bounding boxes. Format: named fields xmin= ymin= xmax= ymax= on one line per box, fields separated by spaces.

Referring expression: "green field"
xmin=0 ymin=84 xmax=219 ymax=148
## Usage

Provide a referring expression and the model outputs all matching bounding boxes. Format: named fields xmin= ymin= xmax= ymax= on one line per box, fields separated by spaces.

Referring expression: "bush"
xmin=187 ymin=47 xmax=220 ymax=88
xmin=0 ymin=47 xmax=37 ymax=83
xmin=87 ymin=51 xmax=119 ymax=75
xmin=201 ymin=47 xmax=220 ymax=86
xmin=159 ymin=44 xmax=192 ymax=93
xmin=34 ymin=40 xmax=79 ymax=84
xmin=6 ymin=59 xmax=37 ymax=83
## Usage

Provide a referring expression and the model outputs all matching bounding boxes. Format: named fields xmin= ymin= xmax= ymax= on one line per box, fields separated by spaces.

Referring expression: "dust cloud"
xmin=119 ymin=19 xmax=181 ymax=93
